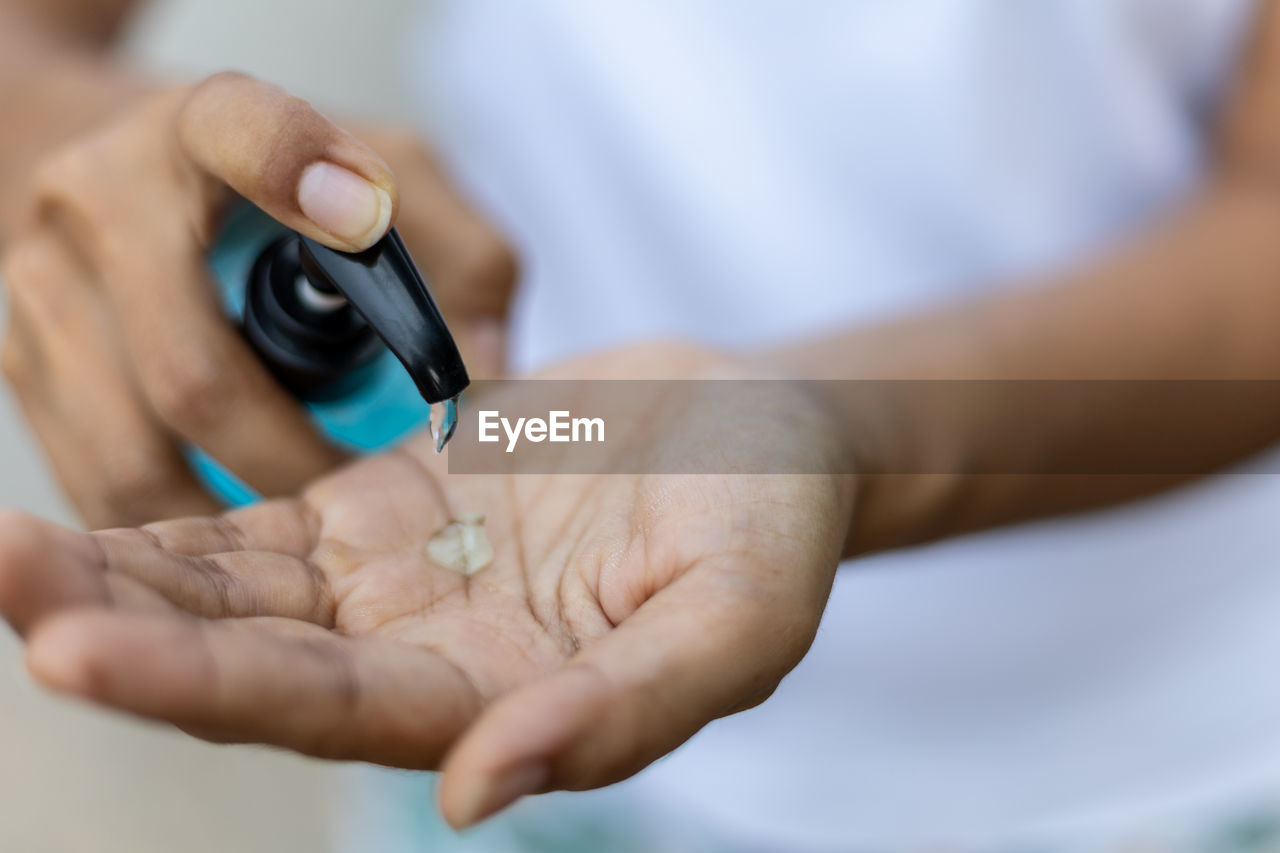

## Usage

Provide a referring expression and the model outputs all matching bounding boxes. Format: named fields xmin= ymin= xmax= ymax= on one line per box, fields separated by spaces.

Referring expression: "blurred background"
xmin=0 ymin=0 xmax=422 ymax=849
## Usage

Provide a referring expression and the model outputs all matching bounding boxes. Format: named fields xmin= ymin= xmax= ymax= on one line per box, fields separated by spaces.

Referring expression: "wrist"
xmin=752 ymin=346 xmax=965 ymax=559
xmin=734 ymin=346 xmax=895 ymax=559
xmin=798 ymin=382 xmax=939 ymax=559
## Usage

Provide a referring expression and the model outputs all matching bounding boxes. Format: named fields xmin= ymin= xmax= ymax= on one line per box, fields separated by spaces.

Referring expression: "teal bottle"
xmin=190 ymin=203 xmax=467 ymax=506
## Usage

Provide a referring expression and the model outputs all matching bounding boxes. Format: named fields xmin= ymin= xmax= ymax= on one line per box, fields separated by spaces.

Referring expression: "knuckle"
xmin=145 ymin=347 xmax=236 ymax=434
xmin=30 ymin=154 xmax=75 ymax=206
xmin=183 ymin=71 xmax=256 ymax=133
xmin=251 ymin=95 xmax=327 ymax=198
xmin=266 ymin=94 xmax=321 ymax=154
xmin=100 ymin=450 xmax=184 ymax=513
xmin=273 ymin=93 xmax=320 ymax=139
xmin=31 ymin=145 xmax=96 ymax=209
xmin=31 ymin=145 xmax=120 ymax=239
xmin=184 ymin=72 xmax=325 ymax=194
xmin=186 ymin=71 xmax=265 ymax=122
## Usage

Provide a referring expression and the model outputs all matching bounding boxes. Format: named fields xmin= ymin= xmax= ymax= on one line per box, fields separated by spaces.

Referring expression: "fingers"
xmin=141 ymin=498 xmax=318 ymax=558
xmin=86 ymin=218 xmax=350 ymax=495
xmin=3 ymin=74 xmax=512 ymax=522
xmin=437 ymin=564 xmax=823 ymax=828
xmin=25 ymin=612 xmax=482 ymax=765
xmin=94 ymin=529 xmax=332 ymax=625
xmin=2 ymin=232 xmax=221 ymax=527
xmin=92 ymin=496 xmax=326 ymax=622
xmin=177 ymin=72 xmax=398 ymax=252
xmin=0 ymin=512 xmax=109 ymax=636
xmin=0 ymin=502 xmax=329 ymax=637
xmin=20 ymin=115 xmax=350 ymax=501
xmin=6 ymin=73 xmax=399 ymax=510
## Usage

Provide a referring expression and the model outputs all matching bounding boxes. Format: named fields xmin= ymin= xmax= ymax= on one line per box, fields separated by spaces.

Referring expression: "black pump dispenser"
xmin=296 ymin=230 xmax=469 ymax=405
xmin=241 ymin=227 xmax=469 ymax=441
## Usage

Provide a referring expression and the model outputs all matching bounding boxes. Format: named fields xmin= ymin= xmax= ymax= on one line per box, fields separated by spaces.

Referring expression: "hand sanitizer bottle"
xmin=193 ymin=203 xmax=469 ymax=506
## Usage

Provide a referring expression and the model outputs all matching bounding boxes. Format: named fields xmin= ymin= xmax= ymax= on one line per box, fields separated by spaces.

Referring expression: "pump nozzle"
xmin=240 ymin=226 xmax=469 ymax=453
xmin=296 ymin=229 xmax=470 ymax=406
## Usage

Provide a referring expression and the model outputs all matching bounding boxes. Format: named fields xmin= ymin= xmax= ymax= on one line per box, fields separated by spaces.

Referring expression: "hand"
xmin=0 ymin=344 xmax=854 ymax=828
xmin=0 ymin=72 xmax=516 ymax=529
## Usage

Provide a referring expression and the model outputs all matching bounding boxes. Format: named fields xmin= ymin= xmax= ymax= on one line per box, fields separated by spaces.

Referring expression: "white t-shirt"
xmin=343 ymin=2 xmax=1280 ymax=850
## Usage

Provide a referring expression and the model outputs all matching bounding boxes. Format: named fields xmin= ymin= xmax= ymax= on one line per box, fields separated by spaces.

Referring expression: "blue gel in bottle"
xmin=190 ymin=203 xmax=468 ymax=507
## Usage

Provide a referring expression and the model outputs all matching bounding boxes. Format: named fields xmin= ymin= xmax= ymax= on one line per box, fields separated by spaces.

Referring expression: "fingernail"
xmin=455 ymin=762 xmax=549 ymax=829
xmin=297 ymin=162 xmax=393 ymax=249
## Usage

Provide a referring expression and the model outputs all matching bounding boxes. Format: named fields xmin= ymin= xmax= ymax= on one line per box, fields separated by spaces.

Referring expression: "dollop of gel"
xmin=427 ymin=512 xmax=494 ymax=575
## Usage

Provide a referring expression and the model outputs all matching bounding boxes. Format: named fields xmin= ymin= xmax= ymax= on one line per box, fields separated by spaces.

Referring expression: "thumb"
xmin=437 ymin=564 xmax=825 ymax=829
xmin=177 ymin=71 xmax=398 ymax=251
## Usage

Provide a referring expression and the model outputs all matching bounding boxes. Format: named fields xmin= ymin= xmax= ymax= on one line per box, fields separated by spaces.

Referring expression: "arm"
xmin=0 ymin=0 xmax=148 ymax=239
xmin=774 ymin=2 xmax=1280 ymax=554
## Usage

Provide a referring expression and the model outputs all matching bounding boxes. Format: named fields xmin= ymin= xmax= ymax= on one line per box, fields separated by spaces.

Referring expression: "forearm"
xmin=774 ymin=180 xmax=1280 ymax=555
xmin=770 ymin=0 xmax=1280 ymax=557
xmin=0 ymin=0 xmax=148 ymax=241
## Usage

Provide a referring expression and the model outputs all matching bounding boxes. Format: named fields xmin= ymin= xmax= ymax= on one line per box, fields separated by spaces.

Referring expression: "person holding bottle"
xmin=5 ymin=1 xmax=1280 ymax=850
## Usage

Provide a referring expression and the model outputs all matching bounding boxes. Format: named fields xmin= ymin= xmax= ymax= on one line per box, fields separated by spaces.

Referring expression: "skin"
xmin=6 ymin=0 xmax=1280 ymax=832
xmin=0 ymin=342 xmax=855 ymax=828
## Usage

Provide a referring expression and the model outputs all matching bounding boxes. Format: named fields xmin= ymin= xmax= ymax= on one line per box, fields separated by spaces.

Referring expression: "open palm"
xmin=0 ymin=345 xmax=852 ymax=826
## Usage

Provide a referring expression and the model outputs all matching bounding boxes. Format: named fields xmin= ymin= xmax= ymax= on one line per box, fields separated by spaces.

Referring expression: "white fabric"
xmin=395 ymin=0 xmax=1280 ymax=847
